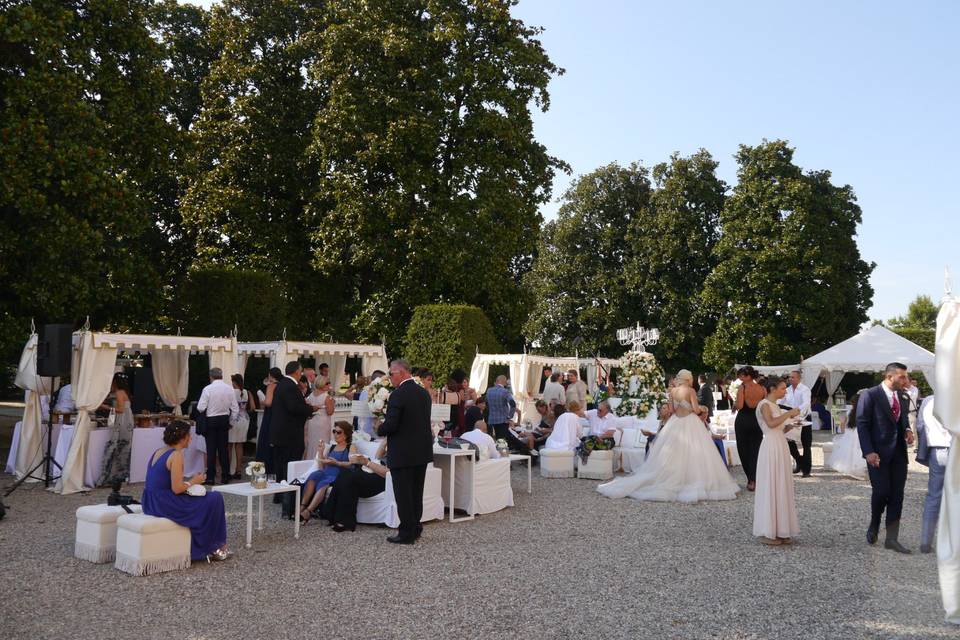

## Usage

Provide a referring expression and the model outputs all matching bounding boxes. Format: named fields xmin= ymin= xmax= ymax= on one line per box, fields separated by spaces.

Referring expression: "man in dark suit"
xmin=697 ymin=374 xmax=715 ymax=419
xmin=857 ymin=362 xmax=916 ymax=553
xmin=270 ymin=361 xmax=317 ymax=486
xmin=378 ymin=359 xmax=433 ymax=544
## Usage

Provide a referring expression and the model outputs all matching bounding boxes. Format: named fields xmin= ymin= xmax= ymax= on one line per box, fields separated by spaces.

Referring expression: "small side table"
xmin=508 ymin=454 xmax=532 ymax=494
xmin=212 ymin=482 xmax=301 ymax=548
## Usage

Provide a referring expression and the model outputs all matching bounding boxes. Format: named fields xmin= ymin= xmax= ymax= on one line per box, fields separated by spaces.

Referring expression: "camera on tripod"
xmin=107 ymin=477 xmax=139 ymax=508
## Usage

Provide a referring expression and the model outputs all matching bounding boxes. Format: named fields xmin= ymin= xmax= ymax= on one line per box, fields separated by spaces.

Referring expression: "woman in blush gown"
xmin=141 ymin=420 xmax=230 ymax=562
xmin=828 ymin=390 xmax=868 ymax=480
xmin=304 ymin=377 xmax=334 ymax=458
xmin=753 ymin=376 xmax=801 ymax=545
xmin=597 ymin=370 xmax=740 ymax=503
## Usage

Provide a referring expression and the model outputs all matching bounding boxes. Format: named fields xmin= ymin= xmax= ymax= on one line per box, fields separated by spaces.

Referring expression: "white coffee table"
xmin=432 ymin=446 xmax=476 ymax=523
xmin=508 ymin=454 xmax=532 ymax=494
xmin=212 ymin=482 xmax=301 ymax=548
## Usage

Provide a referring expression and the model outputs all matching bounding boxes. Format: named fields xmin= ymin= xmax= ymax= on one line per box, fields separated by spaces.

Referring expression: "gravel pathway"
xmin=0 ymin=442 xmax=952 ymax=640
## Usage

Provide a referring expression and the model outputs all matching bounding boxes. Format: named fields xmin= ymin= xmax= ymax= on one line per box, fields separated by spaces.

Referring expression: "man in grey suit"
xmin=697 ymin=374 xmax=715 ymax=419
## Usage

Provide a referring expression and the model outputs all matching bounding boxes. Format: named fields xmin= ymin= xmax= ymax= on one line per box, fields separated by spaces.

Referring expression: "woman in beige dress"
xmin=753 ymin=376 xmax=802 ymax=545
xmin=304 ymin=377 xmax=334 ymax=458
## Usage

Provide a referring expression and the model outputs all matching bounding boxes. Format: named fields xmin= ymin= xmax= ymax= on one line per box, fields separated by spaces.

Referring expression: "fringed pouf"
xmin=75 ymin=504 xmax=143 ymax=564
xmin=114 ymin=514 xmax=191 ymax=576
xmin=577 ymin=449 xmax=615 ymax=480
xmin=539 ymin=448 xmax=575 ymax=478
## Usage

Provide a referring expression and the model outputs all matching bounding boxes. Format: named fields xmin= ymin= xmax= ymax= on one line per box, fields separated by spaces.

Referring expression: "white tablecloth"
xmin=5 ymin=421 xmax=64 ymax=477
xmin=54 ymin=426 xmax=112 ymax=488
xmin=128 ymin=426 xmax=206 ymax=483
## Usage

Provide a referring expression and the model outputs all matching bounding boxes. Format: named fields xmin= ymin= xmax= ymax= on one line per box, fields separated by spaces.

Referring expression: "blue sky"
xmin=185 ymin=0 xmax=958 ymax=322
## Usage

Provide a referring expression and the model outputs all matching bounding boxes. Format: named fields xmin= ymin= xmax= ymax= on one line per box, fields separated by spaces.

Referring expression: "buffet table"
xmin=53 ymin=425 xmax=112 ymax=488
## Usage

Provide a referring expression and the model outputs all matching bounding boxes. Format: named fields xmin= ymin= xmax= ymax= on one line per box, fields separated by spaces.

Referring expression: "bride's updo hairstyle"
xmin=163 ymin=419 xmax=192 ymax=446
xmin=675 ymin=370 xmax=694 ymax=386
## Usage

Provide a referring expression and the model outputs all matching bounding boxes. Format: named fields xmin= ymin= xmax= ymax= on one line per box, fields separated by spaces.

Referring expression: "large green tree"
xmin=887 ymin=294 xmax=938 ymax=330
xmin=700 ymin=140 xmax=875 ymax=370
xmin=0 ymin=0 xmax=178 ymax=360
xmin=523 ymin=151 xmax=726 ymax=370
xmin=522 ymin=162 xmax=651 ymax=357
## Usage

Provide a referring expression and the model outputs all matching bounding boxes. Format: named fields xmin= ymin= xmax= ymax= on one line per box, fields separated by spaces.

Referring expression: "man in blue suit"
xmin=856 ymin=362 xmax=916 ymax=553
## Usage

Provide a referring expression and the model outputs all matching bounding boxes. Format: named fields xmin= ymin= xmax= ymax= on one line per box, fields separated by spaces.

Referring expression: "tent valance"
xmin=93 ymin=333 xmax=233 ymax=352
xmin=237 ymin=340 xmax=388 ymax=392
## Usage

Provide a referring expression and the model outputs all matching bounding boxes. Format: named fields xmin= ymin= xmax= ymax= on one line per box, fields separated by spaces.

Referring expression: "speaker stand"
xmin=5 ymin=377 xmax=63 ymax=497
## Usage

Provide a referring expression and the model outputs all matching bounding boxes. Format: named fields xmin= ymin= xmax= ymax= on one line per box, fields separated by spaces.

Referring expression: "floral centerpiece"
xmin=365 ymin=376 xmax=395 ymax=419
xmin=245 ymin=461 xmax=266 ymax=488
xmin=495 ymin=438 xmax=510 ymax=457
xmin=614 ymin=350 xmax=667 ymax=418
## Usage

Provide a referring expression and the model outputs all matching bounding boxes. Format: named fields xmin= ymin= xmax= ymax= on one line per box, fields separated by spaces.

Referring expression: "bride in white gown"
xmin=598 ymin=369 xmax=740 ymax=503
xmin=828 ymin=390 xmax=867 ymax=479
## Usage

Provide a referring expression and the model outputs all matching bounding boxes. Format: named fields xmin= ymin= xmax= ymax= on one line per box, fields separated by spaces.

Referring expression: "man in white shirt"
xmin=461 ymin=420 xmax=500 ymax=460
xmin=197 ymin=367 xmax=239 ymax=484
xmin=584 ymin=400 xmax=628 ymax=438
xmin=564 ymin=369 xmax=588 ymax=409
xmin=783 ymin=370 xmax=813 ymax=477
xmin=541 ymin=372 xmax=566 ymax=408
xmin=54 ymin=382 xmax=75 ymax=420
xmin=358 ymin=370 xmax=385 ymax=438
xmin=917 ymin=396 xmax=951 ymax=553
xmin=904 ymin=375 xmax=920 ymax=429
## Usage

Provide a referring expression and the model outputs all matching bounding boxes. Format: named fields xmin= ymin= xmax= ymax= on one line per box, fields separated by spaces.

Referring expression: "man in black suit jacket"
xmin=270 ymin=361 xmax=317 ymax=485
xmin=697 ymin=374 xmax=715 ymax=419
xmin=378 ymin=359 xmax=433 ymax=544
xmin=856 ymin=362 xmax=916 ymax=553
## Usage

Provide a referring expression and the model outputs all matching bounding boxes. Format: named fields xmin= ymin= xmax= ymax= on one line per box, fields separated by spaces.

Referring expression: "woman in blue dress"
xmin=299 ymin=420 xmax=357 ymax=524
xmin=255 ymin=368 xmax=282 ymax=474
xmin=142 ymin=420 xmax=231 ymax=562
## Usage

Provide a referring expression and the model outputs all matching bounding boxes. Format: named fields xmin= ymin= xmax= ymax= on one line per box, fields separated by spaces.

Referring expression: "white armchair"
xmin=434 ymin=455 xmax=513 ymax=515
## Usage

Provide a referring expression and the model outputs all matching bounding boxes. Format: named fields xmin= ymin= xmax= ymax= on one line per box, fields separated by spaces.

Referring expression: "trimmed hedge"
xmin=175 ymin=267 xmax=287 ymax=340
xmin=403 ymin=304 xmax=502 ymax=378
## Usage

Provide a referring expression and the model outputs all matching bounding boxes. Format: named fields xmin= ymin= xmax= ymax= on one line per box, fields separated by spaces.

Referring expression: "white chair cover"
xmin=56 ymin=332 xmax=117 ymax=494
xmin=447 ymin=457 xmax=513 ymax=515
xmin=151 ymin=349 xmax=188 ymax=415
xmin=935 ymin=295 xmax=960 ymax=624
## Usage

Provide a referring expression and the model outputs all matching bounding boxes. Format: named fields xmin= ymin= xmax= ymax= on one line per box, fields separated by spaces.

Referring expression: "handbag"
xmin=191 ymin=404 xmax=207 ymax=437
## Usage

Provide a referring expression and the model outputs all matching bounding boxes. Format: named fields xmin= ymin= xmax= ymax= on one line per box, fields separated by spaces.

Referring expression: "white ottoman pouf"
xmin=114 ymin=514 xmax=191 ymax=576
xmin=75 ymin=504 xmax=143 ymax=563
xmin=577 ymin=449 xmax=615 ymax=480
xmin=539 ymin=448 xmax=575 ymax=478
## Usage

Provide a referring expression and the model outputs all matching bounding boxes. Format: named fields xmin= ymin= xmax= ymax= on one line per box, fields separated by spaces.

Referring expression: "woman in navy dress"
xmin=299 ymin=420 xmax=357 ymax=523
xmin=142 ymin=420 xmax=230 ymax=562
xmin=255 ymin=367 xmax=282 ymax=474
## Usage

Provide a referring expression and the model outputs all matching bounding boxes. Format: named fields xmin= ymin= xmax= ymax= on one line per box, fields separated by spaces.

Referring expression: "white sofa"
xmin=433 ymin=455 xmax=513 ymax=515
xmin=287 ymin=439 xmax=444 ymax=528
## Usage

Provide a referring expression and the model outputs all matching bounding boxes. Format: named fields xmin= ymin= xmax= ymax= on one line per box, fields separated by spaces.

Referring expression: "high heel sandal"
xmin=331 ymin=523 xmax=354 ymax=533
xmin=206 ymin=548 xmax=233 ymax=562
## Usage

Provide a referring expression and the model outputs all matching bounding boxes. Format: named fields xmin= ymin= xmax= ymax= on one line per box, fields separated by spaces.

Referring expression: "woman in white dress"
xmin=828 ymin=390 xmax=867 ymax=479
xmin=228 ymin=374 xmax=253 ymax=478
xmin=304 ymin=377 xmax=334 ymax=458
xmin=597 ymin=370 xmax=739 ymax=503
xmin=753 ymin=376 xmax=801 ymax=545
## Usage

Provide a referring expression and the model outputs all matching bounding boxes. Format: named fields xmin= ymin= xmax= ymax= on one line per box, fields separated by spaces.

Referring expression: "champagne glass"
xmin=266 ymin=474 xmax=276 ymax=485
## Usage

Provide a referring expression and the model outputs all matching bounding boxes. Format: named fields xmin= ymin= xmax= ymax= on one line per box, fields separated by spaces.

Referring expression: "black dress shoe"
xmin=387 ymin=534 xmax=416 ymax=545
xmin=920 ymin=543 xmax=933 ymax=554
xmin=801 ymin=473 xmax=811 ymax=478
xmin=885 ymin=539 xmax=912 ymax=554
xmin=866 ymin=528 xmax=878 ymax=545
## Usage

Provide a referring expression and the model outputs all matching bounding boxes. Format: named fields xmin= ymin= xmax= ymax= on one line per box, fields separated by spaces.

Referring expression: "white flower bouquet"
xmin=365 ymin=376 xmax=395 ymax=419
xmin=495 ymin=438 xmax=510 ymax=456
xmin=245 ymin=461 xmax=265 ymax=476
xmin=728 ymin=379 xmax=742 ymax=405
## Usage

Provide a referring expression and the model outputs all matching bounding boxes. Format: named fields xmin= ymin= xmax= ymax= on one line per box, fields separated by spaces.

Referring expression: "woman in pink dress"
xmin=304 ymin=377 xmax=334 ymax=458
xmin=753 ymin=376 xmax=802 ymax=545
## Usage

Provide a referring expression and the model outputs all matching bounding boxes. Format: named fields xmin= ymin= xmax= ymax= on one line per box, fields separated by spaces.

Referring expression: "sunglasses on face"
xmin=332 ymin=429 xmax=343 ymax=434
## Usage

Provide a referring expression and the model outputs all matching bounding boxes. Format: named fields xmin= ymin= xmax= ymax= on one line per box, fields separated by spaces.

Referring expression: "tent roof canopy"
xmin=237 ymin=341 xmax=384 ymax=357
xmin=801 ymin=325 xmax=934 ymax=373
xmin=92 ymin=332 xmax=233 ymax=352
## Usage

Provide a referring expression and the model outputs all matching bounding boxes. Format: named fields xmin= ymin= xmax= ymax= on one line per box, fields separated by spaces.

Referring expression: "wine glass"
xmin=266 ymin=474 xmax=276 ymax=485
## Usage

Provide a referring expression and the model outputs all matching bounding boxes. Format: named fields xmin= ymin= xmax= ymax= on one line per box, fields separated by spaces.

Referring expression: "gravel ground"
xmin=0 ymin=437 xmax=952 ymax=640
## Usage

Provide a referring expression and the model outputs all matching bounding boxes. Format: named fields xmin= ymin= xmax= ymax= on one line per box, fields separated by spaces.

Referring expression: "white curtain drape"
xmin=208 ymin=337 xmax=238 ymax=381
xmin=13 ymin=335 xmax=43 ymax=480
xmin=362 ymin=348 xmax=389 ymax=379
xmin=56 ymin=332 xmax=117 ymax=494
xmin=470 ymin=359 xmax=491 ymax=395
xmin=237 ymin=353 xmax=249 ymax=380
xmin=151 ymin=349 xmax=189 ymax=414
xmin=323 ymin=354 xmax=347 ymax=392
xmin=508 ymin=359 xmax=527 ymax=405
xmin=826 ymin=371 xmax=845 ymax=398
xmin=921 ymin=364 xmax=938 ymax=393
xmin=936 ymin=295 xmax=960 ymax=624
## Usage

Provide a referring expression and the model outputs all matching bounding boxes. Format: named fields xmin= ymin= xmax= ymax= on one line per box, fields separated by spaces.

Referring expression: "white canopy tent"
xmin=799 ymin=325 xmax=936 ymax=397
xmin=237 ymin=341 xmax=389 ymax=393
xmin=49 ymin=332 xmax=238 ymax=494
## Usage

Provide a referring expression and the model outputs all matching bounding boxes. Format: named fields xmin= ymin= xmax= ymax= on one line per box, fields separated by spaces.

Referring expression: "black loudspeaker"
xmin=37 ymin=323 xmax=73 ymax=378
